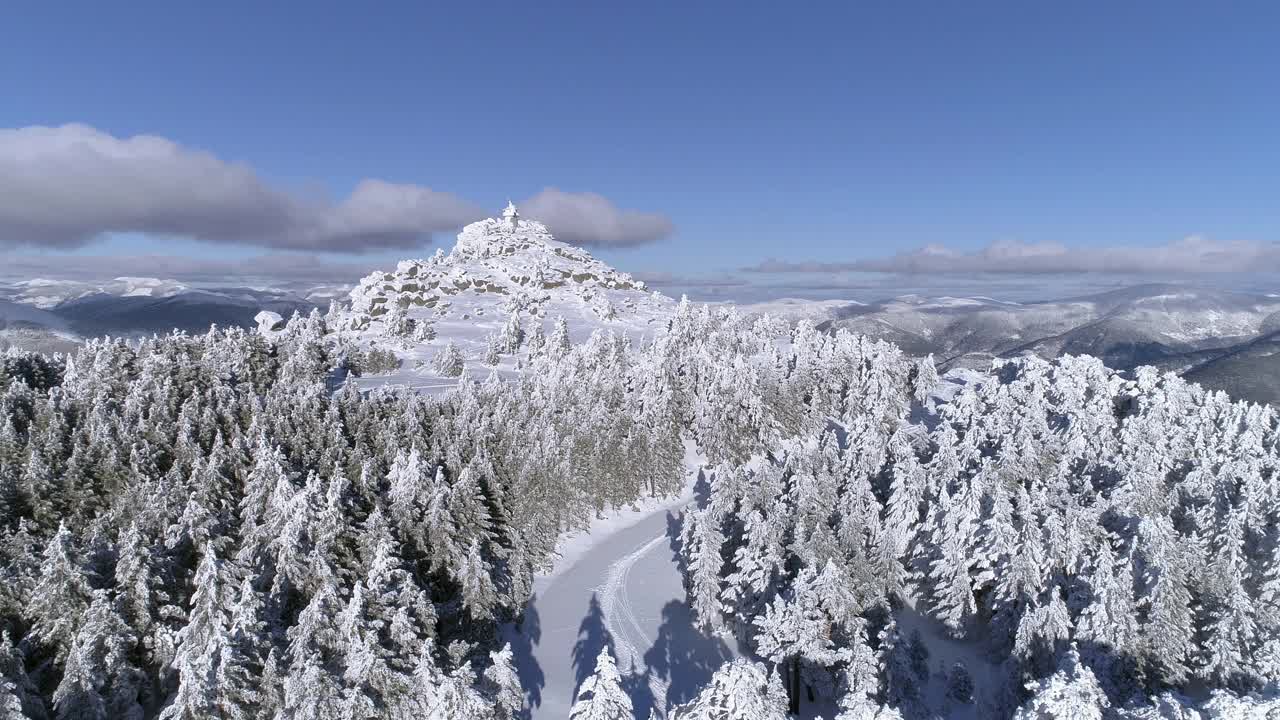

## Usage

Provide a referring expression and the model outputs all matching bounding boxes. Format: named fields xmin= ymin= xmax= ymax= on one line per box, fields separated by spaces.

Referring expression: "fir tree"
xmin=28 ymin=524 xmax=93 ymax=663
xmin=569 ymin=646 xmax=632 ymax=720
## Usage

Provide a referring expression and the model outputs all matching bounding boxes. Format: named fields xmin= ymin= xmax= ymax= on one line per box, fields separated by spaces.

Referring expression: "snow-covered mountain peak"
xmin=347 ymin=205 xmax=667 ymax=323
xmin=338 ymin=205 xmax=676 ymax=388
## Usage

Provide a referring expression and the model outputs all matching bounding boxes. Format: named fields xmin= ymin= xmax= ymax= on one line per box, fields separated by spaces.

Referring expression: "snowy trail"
xmin=505 ymin=479 xmax=737 ymax=719
xmin=598 ymin=533 xmax=672 ymax=711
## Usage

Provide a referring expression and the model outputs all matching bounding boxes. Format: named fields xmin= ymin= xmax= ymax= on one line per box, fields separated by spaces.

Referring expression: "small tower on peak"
xmin=502 ymin=200 xmax=520 ymax=230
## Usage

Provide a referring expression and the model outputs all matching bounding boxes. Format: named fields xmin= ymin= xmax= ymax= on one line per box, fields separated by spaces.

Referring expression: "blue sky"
xmin=2 ymin=1 xmax=1279 ymax=294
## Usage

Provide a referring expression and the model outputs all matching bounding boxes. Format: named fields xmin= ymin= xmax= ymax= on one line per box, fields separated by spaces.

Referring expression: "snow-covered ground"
xmin=505 ymin=452 xmax=742 ymax=719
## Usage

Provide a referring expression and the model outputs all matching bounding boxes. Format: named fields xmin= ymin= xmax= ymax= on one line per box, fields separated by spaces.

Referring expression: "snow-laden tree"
xmin=1013 ymin=645 xmax=1109 ymax=720
xmin=684 ymin=507 xmax=727 ymax=630
xmin=215 ymin=577 xmax=264 ymax=720
xmin=160 ymin=544 xmax=229 ymax=720
xmin=482 ymin=334 xmax=503 ymax=367
xmin=911 ymin=354 xmax=939 ymax=406
xmin=337 ymin=582 xmax=406 ymax=717
xmin=568 ymin=646 xmax=632 ymax=720
xmin=550 ymin=317 xmax=572 ymax=358
xmin=482 ymin=643 xmax=524 ymax=720
xmin=6 ymin=284 xmax=1280 ymax=720
xmin=0 ymin=632 xmax=40 ymax=720
xmin=1075 ymin=538 xmax=1140 ymax=691
xmin=498 ymin=312 xmax=524 ymax=354
xmin=1137 ymin=517 xmax=1195 ymax=686
xmin=433 ymin=341 xmax=465 ymax=377
xmin=27 ymin=523 xmax=93 ymax=664
xmin=0 ymin=681 xmax=27 ymax=720
xmin=669 ymin=659 xmax=789 ymax=720
xmin=882 ymin=433 xmax=925 ymax=593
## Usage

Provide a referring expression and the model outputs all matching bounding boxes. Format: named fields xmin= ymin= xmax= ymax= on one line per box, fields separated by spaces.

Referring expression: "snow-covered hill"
xmin=0 ymin=277 xmax=190 ymax=308
xmin=826 ymin=284 xmax=1280 ymax=370
xmin=0 ymin=276 xmax=324 ymax=342
xmin=1182 ymin=329 xmax=1280 ymax=405
xmin=0 ymin=299 xmax=80 ymax=354
xmin=52 ymin=289 xmax=317 ymax=338
xmin=336 ymin=203 xmax=675 ymax=388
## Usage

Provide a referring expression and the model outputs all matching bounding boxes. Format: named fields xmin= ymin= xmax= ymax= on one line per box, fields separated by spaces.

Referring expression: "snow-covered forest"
xmin=1 ymin=299 xmax=1278 ymax=718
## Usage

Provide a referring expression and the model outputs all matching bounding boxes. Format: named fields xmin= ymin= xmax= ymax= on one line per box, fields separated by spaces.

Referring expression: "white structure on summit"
xmin=502 ymin=200 xmax=520 ymax=230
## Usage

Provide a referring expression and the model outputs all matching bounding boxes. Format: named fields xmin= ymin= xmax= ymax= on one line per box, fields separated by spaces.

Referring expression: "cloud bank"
xmin=520 ymin=188 xmax=674 ymax=247
xmin=0 ymin=253 xmax=383 ymax=286
xmin=746 ymin=237 xmax=1280 ymax=275
xmin=0 ymin=125 xmax=673 ymax=252
xmin=0 ymin=125 xmax=485 ymax=252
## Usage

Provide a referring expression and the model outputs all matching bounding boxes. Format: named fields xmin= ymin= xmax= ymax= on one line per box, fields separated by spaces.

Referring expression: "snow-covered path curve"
xmin=505 ymin=487 xmax=738 ymax=719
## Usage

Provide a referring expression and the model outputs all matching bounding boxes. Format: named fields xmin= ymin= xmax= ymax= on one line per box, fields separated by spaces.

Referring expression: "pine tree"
xmin=721 ymin=508 xmax=785 ymax=625
xmin=337 ymin=583 xmax=404 ymax=717
xmin=1013 ymin=645 xmax=1109 ymax=720
xmin=669 ymin=659 xmax=789 ymax=720
xmin=685 ymin=510 xmax=726 ymax=630
xmin=28 ymin=523 xmax=94 ymax=663
xmin=499 ymin=312 xmax=524 ymax=354
xmin=457 ymin=539 xmax=498 ymax=621
xmin=550 ymin=317 xmax=572 ymax=358
xmin=837 ymin=622 xmax=879 ymax=711
xmin=52 ymin=606 xmax=109 ymax=720
xmin=433 ymin=342 xmax=465 ymax=378
xmin=569 ymin=646 xmax=632 ymax=720
xmin=216 ymin=577 xmax=265 ymax=720
xmin=0 ymin=632 xmax=40 ymax=720
xmin=929 ymin=505 xmax=977 ymax=635
xmin=482 ymin=334 xmax=503 ymax=367
xmin=1138 ymin=518 xmax=1195 ymax=686
xmin=160 ymin=544 xmax=227 ymax=720
xmin=882 ymin=434 xmax=924 ymax=594
xmin=1076 ymin=540 xmax=1139 ymax=681
xmin=911 ymin=354 xmax=939 ymax=406
xmin=483 ymin=643 xmax=524 ymax=720
xmin=362 ymin=534 xmax=435 ymax=659
xmin=0 ymin=680 xmax=27 ymax=720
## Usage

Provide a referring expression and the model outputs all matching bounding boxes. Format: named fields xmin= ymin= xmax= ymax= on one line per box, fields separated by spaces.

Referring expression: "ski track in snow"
xmin=597 ymin=532 xmax=672 ymax=712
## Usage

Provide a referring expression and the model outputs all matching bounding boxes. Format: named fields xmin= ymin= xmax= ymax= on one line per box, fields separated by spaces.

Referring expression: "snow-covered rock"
xmin=254 ymin=310 xmax=286 ymax=333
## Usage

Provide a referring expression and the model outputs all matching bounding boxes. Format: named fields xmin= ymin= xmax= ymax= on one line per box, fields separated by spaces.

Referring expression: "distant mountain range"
xmin=3 ymin=262 xmax=1277 ymax=407
xmin=0 ymin=278 xmax=324 ymax=352
xmin=779 ymin=283 xmax=1280 ymax=405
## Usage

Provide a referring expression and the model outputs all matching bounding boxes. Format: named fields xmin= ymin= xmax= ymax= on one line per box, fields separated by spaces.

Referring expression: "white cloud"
xmin=745 ymin=237 xmax=1280 ymax=274
xmin=520 ymin=188 xmax=674 ymax=247
xmin=0 ymin=126 xmax=676 ymax=254
xmin=0 ymin=124 xmax=484 ymax=252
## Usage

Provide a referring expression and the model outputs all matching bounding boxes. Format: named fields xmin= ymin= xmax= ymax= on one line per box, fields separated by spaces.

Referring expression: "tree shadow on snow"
xmin=692 ymin=466 xmax=712 ymax=510
xmin=505 ymin=594 xmax=545 ymax=719
xmin=641 ymin=599 xmax=733 ymax=712
xmin=571 ymin=593 xmax=616 ymax=702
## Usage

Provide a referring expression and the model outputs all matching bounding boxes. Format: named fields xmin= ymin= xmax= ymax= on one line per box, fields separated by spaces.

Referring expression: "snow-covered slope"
xmin=1181 ymin=329 xmax=1280 ymax=405
xmin=0 ymin=299 xmax=71 ymax=332
xmin=0 ymin=299 xmax=80 ymax=353
xmin=338 ymin=203 xmax=675 ymax=388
